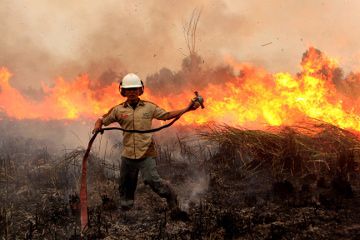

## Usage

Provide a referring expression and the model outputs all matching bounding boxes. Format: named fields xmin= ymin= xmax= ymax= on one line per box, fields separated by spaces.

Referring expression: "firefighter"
xmin=92 ymin=73 xmax=200 ymax=212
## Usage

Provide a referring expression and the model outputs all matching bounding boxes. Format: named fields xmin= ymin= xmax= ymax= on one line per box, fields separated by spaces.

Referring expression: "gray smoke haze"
xmin=145 ymin=54 xmax=235 ymax=96
xmin=2 ymin=0 xmax=360 ymax=96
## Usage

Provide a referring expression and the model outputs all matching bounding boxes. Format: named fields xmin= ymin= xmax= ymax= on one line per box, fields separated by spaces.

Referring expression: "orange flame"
xmin=1 ymin=47 xmax=360 ymax=131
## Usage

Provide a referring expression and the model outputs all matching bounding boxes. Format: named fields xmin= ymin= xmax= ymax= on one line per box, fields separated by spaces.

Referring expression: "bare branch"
xmin=182 ymin=8 xmax=202 ymax=55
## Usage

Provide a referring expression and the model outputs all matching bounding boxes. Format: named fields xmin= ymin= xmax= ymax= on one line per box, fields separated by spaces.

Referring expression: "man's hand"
xmin=187 ymin=100 xmax=201 ymax=111
xmin=92 ymin=118 xmax=103 ymax=134
xmin=92 ymin=127 xmax=103 ymax=135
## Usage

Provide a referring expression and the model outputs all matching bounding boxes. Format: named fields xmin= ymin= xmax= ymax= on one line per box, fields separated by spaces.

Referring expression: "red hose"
xmin=80 ymin=132 xmax=98 ymax=233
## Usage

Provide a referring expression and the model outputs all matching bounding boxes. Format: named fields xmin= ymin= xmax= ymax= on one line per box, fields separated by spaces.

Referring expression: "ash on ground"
xmin=1 ymin=122 xmax=360 ymax=239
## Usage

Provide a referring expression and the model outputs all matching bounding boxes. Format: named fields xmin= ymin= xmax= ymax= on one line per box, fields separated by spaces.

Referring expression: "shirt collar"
xmin=123 ymin=99 xmax=145 ymax=108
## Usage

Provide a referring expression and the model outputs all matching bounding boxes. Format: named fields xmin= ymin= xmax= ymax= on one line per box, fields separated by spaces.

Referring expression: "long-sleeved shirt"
xmin=102 ymin=99 xmax=168 ymax=159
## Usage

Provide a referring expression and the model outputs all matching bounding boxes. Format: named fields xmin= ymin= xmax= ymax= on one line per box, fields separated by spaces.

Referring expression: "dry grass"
xmin=200 ymin=121 xmax=360 ymax=179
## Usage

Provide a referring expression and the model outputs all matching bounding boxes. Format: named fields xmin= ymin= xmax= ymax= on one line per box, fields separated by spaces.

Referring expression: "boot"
xmin=120 ymin=199 xmax=134 ymax=211
xmin=166 ymin=190 xmax=178 ymax=210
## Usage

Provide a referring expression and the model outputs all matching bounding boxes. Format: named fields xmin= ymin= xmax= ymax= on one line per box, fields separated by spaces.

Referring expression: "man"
xmin=92 ymin=73 xmax=200 ymax=212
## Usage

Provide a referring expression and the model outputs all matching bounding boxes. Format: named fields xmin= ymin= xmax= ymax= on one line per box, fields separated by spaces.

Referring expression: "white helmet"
xmin=120 ymin=73 xmax=143 ymax=88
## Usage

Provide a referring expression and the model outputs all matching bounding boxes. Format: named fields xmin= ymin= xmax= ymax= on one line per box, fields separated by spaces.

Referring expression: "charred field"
xmin=1 ymin=121 xmax=360 ymax=240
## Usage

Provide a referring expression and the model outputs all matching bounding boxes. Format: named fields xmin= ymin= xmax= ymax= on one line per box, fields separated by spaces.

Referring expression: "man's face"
xmin=123 ymin=87 xmax=142 ymax=101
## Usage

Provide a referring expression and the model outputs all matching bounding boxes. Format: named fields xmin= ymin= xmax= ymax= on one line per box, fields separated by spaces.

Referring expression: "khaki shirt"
xmin=102 ymin=99 xmax=169 ymax=159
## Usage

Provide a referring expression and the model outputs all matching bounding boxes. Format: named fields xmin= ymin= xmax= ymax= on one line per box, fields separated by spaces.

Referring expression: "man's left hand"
xmin=187 ymin=101 xmax=201 ymax=111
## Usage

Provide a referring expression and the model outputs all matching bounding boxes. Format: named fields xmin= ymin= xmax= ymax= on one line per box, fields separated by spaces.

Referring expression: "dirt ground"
xmin=1 ymin=127 xmax=360 ymax=239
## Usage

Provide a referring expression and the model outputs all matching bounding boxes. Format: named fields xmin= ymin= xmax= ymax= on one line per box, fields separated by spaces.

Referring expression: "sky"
xmin=2 ymin=0 xmax=360 ymax=92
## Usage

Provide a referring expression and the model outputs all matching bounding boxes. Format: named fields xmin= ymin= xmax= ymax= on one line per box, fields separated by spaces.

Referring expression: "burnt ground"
xmin=1 ymin=130 xmax=360 ymax=240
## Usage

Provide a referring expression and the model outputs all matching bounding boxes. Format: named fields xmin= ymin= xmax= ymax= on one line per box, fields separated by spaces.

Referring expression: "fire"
xmin=1 ymin=47 xmax=360 ymax=131
xmin=0 ymin=70 xmax=119 ymax=120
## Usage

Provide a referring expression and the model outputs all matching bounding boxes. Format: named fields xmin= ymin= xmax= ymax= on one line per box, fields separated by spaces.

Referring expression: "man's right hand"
xmin=92 ymin=118 xmax=103 ymax=134
xmin=92 ymin=127 xmax=103 ymax=135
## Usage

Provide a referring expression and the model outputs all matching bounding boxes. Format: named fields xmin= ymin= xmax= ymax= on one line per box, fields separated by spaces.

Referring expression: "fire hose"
xmin=80 ymin=92 xmax=204 ymax=234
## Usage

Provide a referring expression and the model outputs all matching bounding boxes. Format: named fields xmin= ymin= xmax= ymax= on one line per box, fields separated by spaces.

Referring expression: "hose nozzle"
xmin=193 ymin=91 xmax=205 ymax=109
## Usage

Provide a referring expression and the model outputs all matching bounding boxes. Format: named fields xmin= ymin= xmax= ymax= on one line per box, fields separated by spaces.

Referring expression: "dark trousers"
xmin=119 ymin=156 xmax=177 ymax=209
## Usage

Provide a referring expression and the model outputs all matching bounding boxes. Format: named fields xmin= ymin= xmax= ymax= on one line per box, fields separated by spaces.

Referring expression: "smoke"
xmin=1 ymin=0 xmax=360 ymax=146
xmin=145 ymin=53 xmax=235 ymax=96
xmin=341 ymin=72 xmax=360 ymax=99
xmin=180 ymin=174 xmax=209 ymax=211
xmin=0 ymin=118 xmax=94 ymax=152
xmin=2 ymin=0 xmax=360 ymax=99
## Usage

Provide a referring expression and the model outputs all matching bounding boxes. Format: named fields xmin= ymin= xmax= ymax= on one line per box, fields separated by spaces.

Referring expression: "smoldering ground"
xmin=1 ymin=119 xmax=360 ymax=239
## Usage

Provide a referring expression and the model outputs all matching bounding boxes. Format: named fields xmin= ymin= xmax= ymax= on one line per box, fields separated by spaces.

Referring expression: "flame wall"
xmin=2 ymin=47 xmax=360 ymax=131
